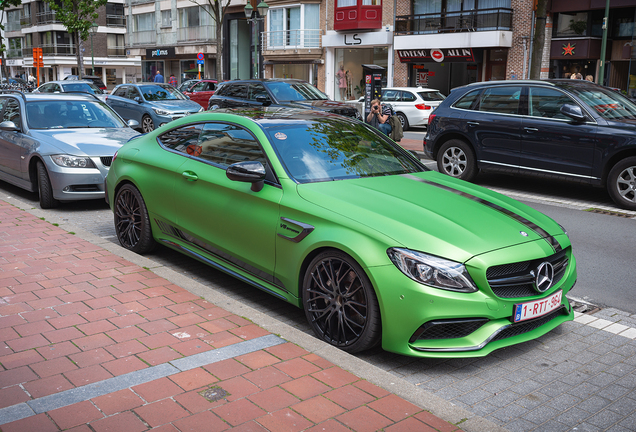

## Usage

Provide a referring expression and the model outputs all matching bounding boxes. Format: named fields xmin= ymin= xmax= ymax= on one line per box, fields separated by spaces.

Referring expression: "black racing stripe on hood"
xmin=403 ymin=175 xmax=562 ymax=252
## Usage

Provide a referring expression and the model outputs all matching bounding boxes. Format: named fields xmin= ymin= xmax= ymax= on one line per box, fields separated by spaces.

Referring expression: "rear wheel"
xmin=36 ymin=161 xmax=58 ymax=209
xmin=302 ymin=250 xmax=381 ymax=353
xmin=607 ymin=157 xmax=636 ymax=210
xmin=437 ymin=139 xmax=477 ymax=182
xmin=114 ymin=184 xmax=156 ymax=253
xmin=396 ymin=112 xmax=409 ymax=131
xmin=141 ymin=115 xmax=154 ymax=133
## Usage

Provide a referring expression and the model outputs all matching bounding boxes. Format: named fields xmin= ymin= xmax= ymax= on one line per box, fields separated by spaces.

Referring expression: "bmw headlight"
xmin=51 ymin=155 xmax=95 ymax=168
xmin=152 ymin=107 xmax=171 ymax=116
xmin=388 ymin=248 xmax=478 ymax=293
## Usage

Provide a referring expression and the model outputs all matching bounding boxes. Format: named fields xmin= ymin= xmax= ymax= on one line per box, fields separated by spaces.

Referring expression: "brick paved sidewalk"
xmin=0 ymin=200 xmax=463 ymax=431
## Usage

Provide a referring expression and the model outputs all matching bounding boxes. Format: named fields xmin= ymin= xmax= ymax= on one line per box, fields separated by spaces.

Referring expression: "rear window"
xmin=418 ymin=91 xmax=445 ymax=102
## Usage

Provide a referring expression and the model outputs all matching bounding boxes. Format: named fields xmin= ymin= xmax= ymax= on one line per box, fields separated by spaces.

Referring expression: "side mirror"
xmin=0 ymin=121 xmax=19 ymax=132
xmin=134 ymin=96 xmax=142 ymax=103
xmin=560 ymin=103 xmax=586 ymax=122
xmin=128 ymin=119 xmax=140 ymax=128
xmin=255 ymin=95 xmax=271 ymax=106
xmin=226 ymin=161 xmax=266 ymax=192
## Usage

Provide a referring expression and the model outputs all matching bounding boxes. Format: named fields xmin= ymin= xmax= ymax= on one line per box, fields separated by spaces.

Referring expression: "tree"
xmin=530 ymin=0 xmax=548 ymax=79
xmin=0 ymin=0 xmax=22 ymax=81
xmin=46 ymin=0 xmax=107 ymax=78
xmin=189 ymin=0 xmax=232 ymax=81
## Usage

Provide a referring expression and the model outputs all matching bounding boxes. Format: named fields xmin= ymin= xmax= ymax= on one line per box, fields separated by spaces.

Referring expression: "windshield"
xmin=266 ymin=117 xmax=425 ymax=183
xmin=418 ymin=91 xmax=445 ymax=102
xmin=26 ymin=100 xmax=127 ymax=129
xmin=569 ymin=86 xmax=636 ymax=120
xmin=265 ymin=81 xmax=328 ymax=101
xmin=62 ymin=82 xmax=103 ymax=94
xmin=139 ymin=85 xmax=186 ymax=101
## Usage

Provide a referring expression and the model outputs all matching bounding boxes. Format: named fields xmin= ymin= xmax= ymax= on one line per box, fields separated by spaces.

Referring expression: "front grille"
xmin=486 ymin=249 xmax=569 ymax=299
xmin=491 ymin=306 xmax=567 ymax=342
xmin=410 ymin=318 xmax=488 ymax=343
xmin=101 ymin=156 xmax=113 ymax=167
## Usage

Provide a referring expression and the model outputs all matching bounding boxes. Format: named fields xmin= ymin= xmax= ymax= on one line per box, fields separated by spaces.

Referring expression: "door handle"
xmin=467 ymin=121 xmax=479 ymax=126
xmin=524 ymin=127 xmax=538 ymax=132
xmin=182 ymin=171 xmax=198 ymax=181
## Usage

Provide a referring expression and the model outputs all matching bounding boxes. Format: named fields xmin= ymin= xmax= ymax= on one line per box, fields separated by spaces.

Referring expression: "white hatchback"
xmin=380 ymin=87 xmax=445 ymax=130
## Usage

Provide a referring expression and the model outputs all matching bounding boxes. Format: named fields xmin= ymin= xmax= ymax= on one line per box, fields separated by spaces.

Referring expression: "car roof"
xmin=196 ymin=107 xmax=351 ymax=125
xmin=219 ymin=78 xmax=307 ymax=85
xmin=2 ymin=92 xmax=101 ymax=102
xmin=383 ymin=87 xmax=442 ymax=92
xmin=40 ymin=80 xmax=96 ymax=85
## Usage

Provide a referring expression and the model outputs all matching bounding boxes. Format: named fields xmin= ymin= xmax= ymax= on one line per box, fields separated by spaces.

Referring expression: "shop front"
xmin=322 ymin=30 xmax=393 ymax=101
xmin=550 ymin=38 xmax=600 ymax=82
xmin=142 ymin=47 xmax=213 ymax=85
xmin=397 ymin=48 xmax=481 ymax=95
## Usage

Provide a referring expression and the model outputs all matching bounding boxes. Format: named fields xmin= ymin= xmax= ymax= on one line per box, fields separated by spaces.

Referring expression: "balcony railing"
xmin=130 ymin=0 xmax=154 ymax=4
xmin=20 ymin=15 xmax=32 ymax=27
xmin=23 ymin=47 xmax=33 ymax=57
xmin=129 ymin=30 xmax=155 ymax=46
xmin=36 ymin=11 xmax=61 ymax=25
xmin=107 ymin=14 xmax=126 ymax=27
xmin=41 ymin=44 xmax=75 ymax=56
xmin=395 ymin=8 xmax=513 ymax=35
xmin=7 ymin=48 xmax=23 ymax=58
xmin=108 ymin=46 xmax=127 ymax=57
xmin=177 ymin=25 xmax=215 ymax=43
xmin=263 ymin=29 xmax=321 ymax=50
xmin=6 ymin=20 xmax=21 ymax=32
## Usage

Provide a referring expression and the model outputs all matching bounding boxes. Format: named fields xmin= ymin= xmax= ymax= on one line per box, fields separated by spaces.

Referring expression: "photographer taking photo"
xmin=366 ymin=98 xmax=392 ymax=136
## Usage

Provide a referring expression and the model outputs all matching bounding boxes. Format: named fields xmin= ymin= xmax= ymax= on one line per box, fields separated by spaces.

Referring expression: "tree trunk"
xmin=216 ymin=20 xmax=222 ymax=81
xmin=1 ymin=52 xmax=8 ymax=83
xmin=530 ymin=0 xmax=548 ymax=80
xmin=75 ymin=31 xmax=84 ymax=78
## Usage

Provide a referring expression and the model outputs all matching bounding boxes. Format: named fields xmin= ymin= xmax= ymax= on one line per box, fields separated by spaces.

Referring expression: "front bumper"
xmin=45 ymin=156 xmax=110 ymax=201
xmin=368 ymin=242 xmax=577 ymax=358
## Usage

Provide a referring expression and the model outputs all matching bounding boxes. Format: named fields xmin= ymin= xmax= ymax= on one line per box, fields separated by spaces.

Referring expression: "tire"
xmin=302 ymin=250 xmax=381 ymax=353
xmin=437 ymin=139 xmax=478 ymax=182
xmin=607 ymin=156 xmax=636 ymax=211
xmin=114 ymin=184 xmax=156 ymax=253
xmin=36 ymin=161 xmax=58 ymax=209
xmin=141 ymin=115 xmax=155 ymax=134
xmin=396 ymin=112 xmax=409 ymax=131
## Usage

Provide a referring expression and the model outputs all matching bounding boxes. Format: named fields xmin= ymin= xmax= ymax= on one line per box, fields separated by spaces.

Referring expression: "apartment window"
xmin=106 ymin=3 xmax=123 ymax=16
xmin=7 ymin=10 xmax=21 ymax=31
xmin=23 ymin=3 xmax=31 ymax=17
xmin=555 ymin=12 xmax=588 ymax=37
xmin=178 ymin=6 xmax=210 ymax=27
xmin=133 ymin=12 xmax=155 ymax=32
xmin=161 ymin=10 xmax=172 ymax=28
xmin=268 ymin=4 xmax=320 ymax=48
xmin=107 ymin=34 xmax=126 ymax=56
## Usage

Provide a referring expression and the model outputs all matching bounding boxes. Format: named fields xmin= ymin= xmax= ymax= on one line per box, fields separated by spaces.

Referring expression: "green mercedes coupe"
xmin=105 ymin=108 xmax=576 ymax=358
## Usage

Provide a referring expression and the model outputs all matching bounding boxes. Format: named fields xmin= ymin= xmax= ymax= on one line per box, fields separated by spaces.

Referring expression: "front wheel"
xmin=607 ymin=156 xmax=636 ymax=210
xmin=114 ymin=184 xmax=156 ymax=253
xmin=141 ymin=115 xmax=155 ymax=134
xmin=437 ymin=139 xmax=477 ymax=182
xmin=36 ymin=161 xmax=58 ymax=209
xmin=302 ymin=251 xmax=381 ymax=353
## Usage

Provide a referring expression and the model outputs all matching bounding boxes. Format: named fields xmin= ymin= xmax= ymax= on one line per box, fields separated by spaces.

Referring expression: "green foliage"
xmin=46 ymin=0 xmax=107 ymax=42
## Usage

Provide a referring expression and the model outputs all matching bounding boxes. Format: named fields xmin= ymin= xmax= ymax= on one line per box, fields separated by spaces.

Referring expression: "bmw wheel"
xmin=437 ymin=139 xmax=477 ymax=182
xmin=396 ymin=112 xmax=409 ymax=131
xmin=302 ymin=250 xmax=381 ymax=353
xmin=141 ymin=115 xmax=155 ymax=134
xmin=114 ymin=184 xmax=156 ymax=253
xmin=36 ymin=161 xmax=59 ymax=209
xmin=607 ymin=156 xmax=636 ymax=210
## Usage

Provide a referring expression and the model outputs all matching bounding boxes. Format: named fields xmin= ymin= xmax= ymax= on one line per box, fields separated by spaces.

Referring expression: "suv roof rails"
xmin=0 ymin=89 xmax=27 ymax=102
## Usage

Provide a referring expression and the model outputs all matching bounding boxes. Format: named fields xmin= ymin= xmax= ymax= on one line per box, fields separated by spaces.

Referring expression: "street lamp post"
xmin=244 ymin=1 xmax=269 ymax=79
xmin=89 ymin=24 xmax=98 ymax=76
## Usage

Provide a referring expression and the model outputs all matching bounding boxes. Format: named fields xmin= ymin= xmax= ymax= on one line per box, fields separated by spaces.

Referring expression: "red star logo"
xmin=562 ymin=43 xmax=576 ymax=56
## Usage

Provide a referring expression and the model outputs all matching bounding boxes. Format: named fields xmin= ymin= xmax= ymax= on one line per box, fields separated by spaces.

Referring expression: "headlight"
xmin=51 ymin=155 xmax=95 ymax=168
xmin=558 ymin=223 xmax=569 ymax=238
xmin=387 ymin=248 xmax=478 ymax=293
xmin=152 ymin=108 xmax=171 ymax=116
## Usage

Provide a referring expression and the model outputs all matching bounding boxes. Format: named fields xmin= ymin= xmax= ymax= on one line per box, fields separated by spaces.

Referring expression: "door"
xmin=185 ymin=81 xmax=215 ymax=108
xmin=521 ymin=86 xmax=597 ymax=178
xmin=468 ymin=85 xmax=523 ymax=167
xmin=174 ymin=121 xmax=282 ymax=283
xmin=107 ymin=86 xmax=131 ymax=120
xmin=0 ymin=98 xmax=26 ymax=181
xmin=123 ymin=86 xmax=145 ymax=123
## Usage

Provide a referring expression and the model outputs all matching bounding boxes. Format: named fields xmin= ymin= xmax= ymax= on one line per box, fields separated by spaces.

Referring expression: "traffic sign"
xmin=197 ymin=52 xmax=204 ymax=60
xmin=197 ymin=60 xmax=204 ymax=65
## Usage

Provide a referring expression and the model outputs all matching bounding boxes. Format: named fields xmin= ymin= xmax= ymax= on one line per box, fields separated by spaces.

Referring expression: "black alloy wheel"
xmin=302 ymin=251 xmax=380 ymax=353
xmin=114 ymin=184 xmax=156 ymax=253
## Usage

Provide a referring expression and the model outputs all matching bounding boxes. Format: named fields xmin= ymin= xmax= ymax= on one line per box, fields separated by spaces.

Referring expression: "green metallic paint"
xmin=106 ymin=110 xmax=577 ymax=358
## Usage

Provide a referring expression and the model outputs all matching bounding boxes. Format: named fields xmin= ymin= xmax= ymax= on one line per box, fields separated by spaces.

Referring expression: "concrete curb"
xmin=1 ymin=193 xmax=509 ymax=432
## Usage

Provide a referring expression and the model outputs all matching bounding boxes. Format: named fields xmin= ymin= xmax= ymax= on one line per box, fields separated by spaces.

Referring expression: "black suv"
xmin=424 ymin=79 xmax=636 ymax=210
xmin=207 ymin=79 xmax=362 ymax=120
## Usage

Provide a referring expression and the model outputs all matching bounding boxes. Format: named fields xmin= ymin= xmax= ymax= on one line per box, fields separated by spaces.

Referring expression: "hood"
xmin=297 ymin=171 xmax=562 ymax=263
xmin=604 ymin=118 xmax=636 ymax=129
xmin=150 ymin=99 xmax=202 ymax=112
xmin=284 ymin=100 xmax=358 ymax=114
xmin=30 ymin=128 xmax=140 ymax=156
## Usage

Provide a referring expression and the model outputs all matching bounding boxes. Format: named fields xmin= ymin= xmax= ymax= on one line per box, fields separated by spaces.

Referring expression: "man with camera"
xmin=366 ymin=98 xmax=392 ymax=136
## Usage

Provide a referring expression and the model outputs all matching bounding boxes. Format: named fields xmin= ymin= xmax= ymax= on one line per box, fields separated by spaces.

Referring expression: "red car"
xmin=180 ymin=79 xmax=217 ymax=109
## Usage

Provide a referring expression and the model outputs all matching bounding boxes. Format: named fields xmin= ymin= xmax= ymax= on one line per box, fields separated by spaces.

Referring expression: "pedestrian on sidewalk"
xmin=366 ymin=98 xmax=392 ymax=136
xmin=154 ymin=70 xmax=164 ymax=83
xmin=168 ymin=74 xmax=177 ymax=86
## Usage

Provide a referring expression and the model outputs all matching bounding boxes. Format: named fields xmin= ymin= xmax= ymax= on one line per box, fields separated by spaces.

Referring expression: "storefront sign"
xmin=551 ymin=39 xmax=600 ymax=60
xmin=562 ymin=43 xmax=576 ymax=56
xmin=6 ymin=59 xmax=23 ymax=66
xmin=145 ymin=47 xmax=176 ymax=59
xmin=398 ymin=48 xmax=475 ymax=63
xmin=322 ymin=30 xmax=392 ymax=47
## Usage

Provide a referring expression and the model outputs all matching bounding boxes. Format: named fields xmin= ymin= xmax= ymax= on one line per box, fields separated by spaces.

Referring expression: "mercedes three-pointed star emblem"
xmin=533 ymin=262 xmax=554 ymax=293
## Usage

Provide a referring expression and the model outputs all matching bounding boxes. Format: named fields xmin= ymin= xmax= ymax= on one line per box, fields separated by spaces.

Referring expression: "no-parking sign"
xmin=197 ymin=52 xmax=204 ymax=60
